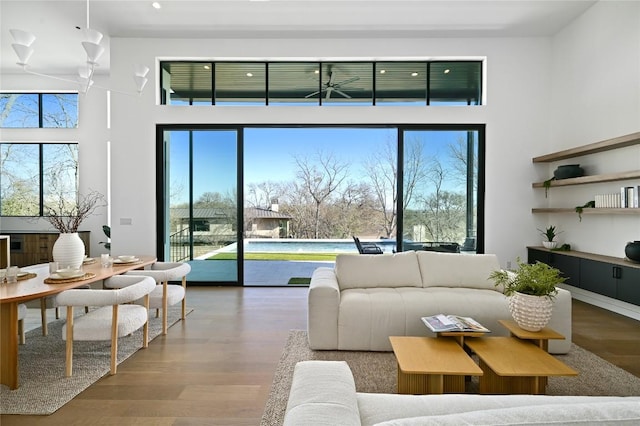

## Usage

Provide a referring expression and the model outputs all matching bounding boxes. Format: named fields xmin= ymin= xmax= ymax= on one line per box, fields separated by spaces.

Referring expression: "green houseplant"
xmin=489 ymin=259 xmax=566 ymax=331
xmin=538 ymin=225 xmax=561 ymax=249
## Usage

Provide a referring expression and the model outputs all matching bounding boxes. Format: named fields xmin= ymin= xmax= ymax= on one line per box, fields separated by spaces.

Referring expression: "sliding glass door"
xmin=400 ymin=127 xmax=483 ymax=253
xmin=157 ymin=124 xmax=484 ymax=285
xmin=160 ymin=128 xmax=239 ymax=284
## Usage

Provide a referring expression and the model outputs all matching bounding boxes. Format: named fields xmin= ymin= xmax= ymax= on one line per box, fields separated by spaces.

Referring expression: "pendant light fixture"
xmin=9 ymin=0 xmax=148 ymax=95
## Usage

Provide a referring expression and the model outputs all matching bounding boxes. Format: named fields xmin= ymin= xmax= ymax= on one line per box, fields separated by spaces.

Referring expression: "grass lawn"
xmin=207 ymin=252 xmax=338 ymax=261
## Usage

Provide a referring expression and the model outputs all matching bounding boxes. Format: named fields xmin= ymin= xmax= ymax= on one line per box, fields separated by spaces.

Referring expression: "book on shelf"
xmin=621 ymin=185 xmax=640 ymax=208
xmin=421 ymin=314 xmax=490 ymax=333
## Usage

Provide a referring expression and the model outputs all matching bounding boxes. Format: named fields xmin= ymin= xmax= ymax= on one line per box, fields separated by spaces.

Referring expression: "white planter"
xmin=542 ymin=241 xmax=557 ymax=249
xmin=508 ymin=292 xmax=553 ymax=332
xmin=52 ymin=233 xmax=86 ymax=269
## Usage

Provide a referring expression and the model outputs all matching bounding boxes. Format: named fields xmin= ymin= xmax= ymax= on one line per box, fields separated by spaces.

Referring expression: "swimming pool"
xmin=244 ymin=239 xmax=396 ymax=253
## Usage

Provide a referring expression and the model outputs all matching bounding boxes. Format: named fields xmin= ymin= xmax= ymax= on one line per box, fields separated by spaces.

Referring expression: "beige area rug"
xmin=0 ymin=306 xmax=192 ymax=415
xmin=260 ymin=330 xmax=640 ymax=426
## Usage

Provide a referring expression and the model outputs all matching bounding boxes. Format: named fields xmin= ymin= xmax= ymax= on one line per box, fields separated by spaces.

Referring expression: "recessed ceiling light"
xmin=379 ymin=69 xmax=386 ymax=74
xmin=411 ymin=72 xmax=419 ymax=77
xmin=314 ymin=69 xmax=320 ymax=74
xmin=152 ymin=2 xmax=161 ymax=9
xmin=444 ymin=69 xmax=451 ymax=74
xmin=203 ymin=65 xmax=210 ymax=70
xmin=246 ymin=72 xmax=253 ymax=77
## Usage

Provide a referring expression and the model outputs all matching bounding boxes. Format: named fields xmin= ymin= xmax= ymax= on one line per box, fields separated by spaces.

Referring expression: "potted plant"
xmin=538 ymin=225 xmax=561 ymax=249
xmin=489 ymin=258 xmax=566 ymax=331
xmin=45 ymin=190 xmax=106 ymax=268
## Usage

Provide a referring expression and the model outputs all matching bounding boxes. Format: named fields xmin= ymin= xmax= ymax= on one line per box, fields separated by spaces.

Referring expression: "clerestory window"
xmin=160 ymin=60 xmax=482 ymax=106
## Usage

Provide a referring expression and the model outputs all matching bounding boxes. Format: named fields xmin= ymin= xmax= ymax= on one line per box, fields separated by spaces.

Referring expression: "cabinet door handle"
xmin=612 ymin=266 xmax=622 ymax=279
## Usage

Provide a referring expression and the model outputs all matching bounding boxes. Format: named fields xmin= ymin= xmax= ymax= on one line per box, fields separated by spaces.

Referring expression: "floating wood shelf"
xmin=532 ymin=132 xmax=640 ymax=163
xmin=531 ymin=208 xmax=640 ymax=215
xmin=532 ymin=170 xmax=640 ymax=188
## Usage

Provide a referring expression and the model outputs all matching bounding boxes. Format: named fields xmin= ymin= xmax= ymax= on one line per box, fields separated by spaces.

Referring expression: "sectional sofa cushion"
xmin=357 ymin=393 xmax=640 ymax=426
xmin=417 ymin=251 xmax=501 ymax=290
xmin=371 ymin=401 xmax=640 ymax=425
xmin=284 ymin=361 xmax=361 ymax=426
xmin=335 ymin=251 xmax=422 ymax=290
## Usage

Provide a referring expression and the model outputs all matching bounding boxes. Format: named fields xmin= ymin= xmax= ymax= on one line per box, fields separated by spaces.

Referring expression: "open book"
xmin=421 ymin=314 xmax=490 ymax=333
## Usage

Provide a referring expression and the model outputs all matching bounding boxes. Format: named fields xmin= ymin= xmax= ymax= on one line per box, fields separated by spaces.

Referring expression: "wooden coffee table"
xmin=465 ymin=337 xmax=578 ymax=394
xmin=389 ymin=336 xmax=483 ymax=394
xmin=499 ymin=319 xmax=565 ymax=352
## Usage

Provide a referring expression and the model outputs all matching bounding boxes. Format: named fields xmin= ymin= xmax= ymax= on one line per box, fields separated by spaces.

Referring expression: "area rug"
xmin=260 ymin=330 xmax=640 ymax=426
xmin=0 ymin=306 xmax=192 ymax=415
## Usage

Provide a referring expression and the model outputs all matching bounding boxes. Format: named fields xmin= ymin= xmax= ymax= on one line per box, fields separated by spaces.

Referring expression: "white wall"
xmin=108 ymin=36 xmax=552 ymax=267
xmin=545 ymin=0 xmax=640 ymax=258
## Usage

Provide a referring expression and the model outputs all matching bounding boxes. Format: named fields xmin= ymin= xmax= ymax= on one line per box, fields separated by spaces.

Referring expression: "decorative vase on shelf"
xmin=52 ymin=233 xmax=85 ymax=269
xmin=553 ymin=164 xmax=584 ymax=180
xmin=508 ymin=292 xmax=554 ymax=332
xmin=625 ymin=241 xmax=640 ymax=263
xmin=542 ymin=241 xmax=557 ymax=249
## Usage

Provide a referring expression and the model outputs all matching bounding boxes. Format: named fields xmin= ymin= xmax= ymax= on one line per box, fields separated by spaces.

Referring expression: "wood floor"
xmin=2 ymin=287 xmax=639 ymax=425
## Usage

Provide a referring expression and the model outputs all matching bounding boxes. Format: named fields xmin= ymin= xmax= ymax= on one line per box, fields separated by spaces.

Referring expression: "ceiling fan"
xmin=305 ymin=68 xmax=360 ymax=100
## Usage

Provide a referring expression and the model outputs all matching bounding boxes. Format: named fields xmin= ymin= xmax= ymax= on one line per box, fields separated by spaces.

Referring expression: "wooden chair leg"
xmin=110 ymin=305 xmax=119 ymax=375
xmin=65 ymin=306 xmax=74 ymax=377
xmin=143 ymin=294 xmax=150 ymax=349
xmin=18 ymin=319 xmax=25 ymax=345
xmin=40 ymin=298 xmax=48 ymax=336
xmin=162 ymin=281 xmax=168 ymax=335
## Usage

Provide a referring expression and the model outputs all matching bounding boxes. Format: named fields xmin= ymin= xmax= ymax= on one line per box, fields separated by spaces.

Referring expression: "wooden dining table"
xmin=0 ymin=255 xmax=157 ymax=389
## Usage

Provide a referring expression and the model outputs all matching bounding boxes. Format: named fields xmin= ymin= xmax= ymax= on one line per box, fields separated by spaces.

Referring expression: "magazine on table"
xmin=421 ymin=314 xmax=490 ymax=333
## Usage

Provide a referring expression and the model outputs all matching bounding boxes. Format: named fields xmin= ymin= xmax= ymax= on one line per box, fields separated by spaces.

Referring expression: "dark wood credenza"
xmin=0 ymin=231 xmax=90 ymax=267
xmin=527 ymin=246 xmax=640 ymax=307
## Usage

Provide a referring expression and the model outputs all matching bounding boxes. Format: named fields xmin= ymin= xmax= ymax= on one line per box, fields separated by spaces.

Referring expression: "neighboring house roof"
xmin=171 ymin=208 xmax=233 ymax=219
xmin=170 ymin=207 xmax=291 ymax=220
xmin=245 ymin=207 xmax=292 ymax=220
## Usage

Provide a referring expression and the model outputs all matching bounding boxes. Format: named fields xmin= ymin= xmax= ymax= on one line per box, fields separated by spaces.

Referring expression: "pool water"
xmin=244 ymin=239 xmax=396 ymax=253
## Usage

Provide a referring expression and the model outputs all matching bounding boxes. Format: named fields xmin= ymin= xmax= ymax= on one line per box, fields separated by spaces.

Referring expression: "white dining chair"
xmin=55 ymin=275 xmax=156 ymax=377
xmin=19 ymin=263 xmax=89 ymax=336
xmin=120 ymin=262 xmax=191 ymax=335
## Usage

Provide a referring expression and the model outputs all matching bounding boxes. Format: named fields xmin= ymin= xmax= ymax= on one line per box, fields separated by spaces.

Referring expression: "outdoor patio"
xmin=185 ymin=259 xmax=332 ymax=286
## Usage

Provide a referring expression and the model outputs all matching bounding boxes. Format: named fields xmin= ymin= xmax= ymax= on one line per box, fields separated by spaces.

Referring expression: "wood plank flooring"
xmin=1 ymin=287 xmax=639 ymax=425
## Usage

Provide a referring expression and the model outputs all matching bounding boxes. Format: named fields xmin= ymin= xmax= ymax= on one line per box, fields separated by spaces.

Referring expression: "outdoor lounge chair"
xmin=353 ymin=236 xmax=383 ymax=254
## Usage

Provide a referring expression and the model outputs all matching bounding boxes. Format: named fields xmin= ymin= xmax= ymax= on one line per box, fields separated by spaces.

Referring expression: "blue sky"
xmin=167 ymin=127 xmax=469 ymax=205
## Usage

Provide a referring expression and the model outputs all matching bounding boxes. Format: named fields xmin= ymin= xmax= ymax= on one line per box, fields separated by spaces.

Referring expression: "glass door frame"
xmin=396 ymin=124 xmax=485 ymax=253
xmin=156 ymin=123 xmax=485 ymax=285
xmin=156 ymin=124 xmax=244 ymax=285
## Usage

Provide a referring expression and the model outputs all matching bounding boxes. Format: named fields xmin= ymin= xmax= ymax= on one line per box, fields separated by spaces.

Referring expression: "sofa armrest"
xmin=548 ymin=286 xmax=572 ymax=354
xmin=308 ymin=267 xmax=341 ymax=350
xmin=284 ymin=361 xmax=361 ymax=426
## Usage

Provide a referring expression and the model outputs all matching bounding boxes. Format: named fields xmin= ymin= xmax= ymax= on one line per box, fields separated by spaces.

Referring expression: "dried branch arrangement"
xmin=45 ymin=190 xmax=106 ymax=233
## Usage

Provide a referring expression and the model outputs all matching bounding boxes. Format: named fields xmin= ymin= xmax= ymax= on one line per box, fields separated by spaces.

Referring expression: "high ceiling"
xmin=1 ymin=0 xmax=597 ymax=76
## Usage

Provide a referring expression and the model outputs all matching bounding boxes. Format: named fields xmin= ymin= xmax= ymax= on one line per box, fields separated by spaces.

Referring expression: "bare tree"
xmin=327 ymin=181 xmax=379 ymax=238
xmin=246 ymin=181 xmax=283 ymax=209
xmin=448 ymin=135 xmax=478 ymax=190
xmin=295 ymin=151 xmax=350 ymax=238
xmin=410 ymin=158 xmax=467 ymax=243
xmin=364 ymin=139 xmax=427 ymax=238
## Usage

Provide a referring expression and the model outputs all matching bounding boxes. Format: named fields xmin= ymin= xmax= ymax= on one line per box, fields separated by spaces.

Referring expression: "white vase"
xmin=508 ymin=292 xmax=553 ymax=332
xmin=542 ymin=241 xmax=557 ymax=249
xmin=52 ymin=233 xmax=86 ymax=269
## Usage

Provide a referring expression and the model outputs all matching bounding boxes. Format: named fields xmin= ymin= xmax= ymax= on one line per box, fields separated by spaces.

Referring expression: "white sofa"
xmin=308 ymin=251 xmax=572 ymax=354
xmin=283 ymin=361 xmax=640 ymax=426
